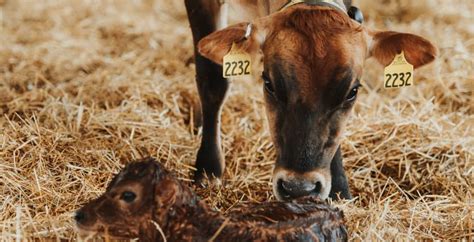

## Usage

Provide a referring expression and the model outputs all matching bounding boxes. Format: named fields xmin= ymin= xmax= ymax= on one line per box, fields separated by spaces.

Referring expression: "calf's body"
xmin=75 ymin=159 xmax=348 ymax=241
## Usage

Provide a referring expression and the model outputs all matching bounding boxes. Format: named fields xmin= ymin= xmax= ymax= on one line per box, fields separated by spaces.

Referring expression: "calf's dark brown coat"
xmin=75 ymin=158 xmax=348 ymax=241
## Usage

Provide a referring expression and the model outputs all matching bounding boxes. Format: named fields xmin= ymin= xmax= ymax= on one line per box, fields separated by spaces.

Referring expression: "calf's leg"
xmin=185 ymin=0 xmax=229 ymax=182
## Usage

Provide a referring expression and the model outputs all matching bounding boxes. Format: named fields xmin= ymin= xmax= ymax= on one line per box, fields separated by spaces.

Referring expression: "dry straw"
xmin=0 ymin=0 xmax=472 ymax=240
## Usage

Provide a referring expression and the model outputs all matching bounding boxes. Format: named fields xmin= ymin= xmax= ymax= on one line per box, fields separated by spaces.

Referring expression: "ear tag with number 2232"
xmin=222 ymin=43 xmax=252 ymax=78
xmin=384 ymin=51 xmax=414 ymax=88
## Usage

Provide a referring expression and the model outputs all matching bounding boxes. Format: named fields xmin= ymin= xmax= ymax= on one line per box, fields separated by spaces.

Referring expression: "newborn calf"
xmin=75 ymin=158 xmax=348 ymax=241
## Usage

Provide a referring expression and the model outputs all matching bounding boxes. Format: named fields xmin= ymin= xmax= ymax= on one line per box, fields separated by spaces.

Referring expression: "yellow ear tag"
xmin=384 ymin=51 xmax=414 ymax=88
xmin=222 ymin=43 xmax=252 ymax=78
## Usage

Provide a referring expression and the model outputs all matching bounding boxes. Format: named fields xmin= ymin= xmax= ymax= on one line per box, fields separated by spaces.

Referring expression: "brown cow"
xmin=185 ymin=0 xmax=436 ymax=201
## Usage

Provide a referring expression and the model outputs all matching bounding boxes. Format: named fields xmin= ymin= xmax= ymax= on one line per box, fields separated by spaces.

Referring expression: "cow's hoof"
xmin=193 ymin=171 xmax=223 ymax=188
xmin=193 ymin=146 xmax=224 ymax=184
xmin=193 ymin=164 xmax=223 ymax=185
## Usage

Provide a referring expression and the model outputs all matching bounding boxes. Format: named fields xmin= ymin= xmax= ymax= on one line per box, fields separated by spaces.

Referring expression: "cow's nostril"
xmin=74 ymin=211 xmax=86 ymax=223
xmin=315 ymin=181 xmax=322 ymax=194
xmin=277 ymin=179 xmax=291 ymax=199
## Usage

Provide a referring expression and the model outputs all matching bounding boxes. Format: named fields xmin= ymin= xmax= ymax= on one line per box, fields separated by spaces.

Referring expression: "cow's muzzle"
xmin=273 ymin=168 xmax=331 ymax=201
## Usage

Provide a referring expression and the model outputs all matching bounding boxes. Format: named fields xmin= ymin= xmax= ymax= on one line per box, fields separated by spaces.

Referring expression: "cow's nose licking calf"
xmin=278 ymin=178 xmax=322 ymax=198
xmin=273 ymin=169 xmax=331 ymax=200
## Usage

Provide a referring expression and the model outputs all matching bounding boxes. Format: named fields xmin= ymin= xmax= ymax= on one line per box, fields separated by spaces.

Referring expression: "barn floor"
xmin=0 ymin=0 xmax=473 ymax=240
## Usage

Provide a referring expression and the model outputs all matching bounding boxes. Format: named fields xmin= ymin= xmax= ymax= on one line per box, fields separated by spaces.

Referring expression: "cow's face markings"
xmin=261 ymin=16 xmax=366 ymax=200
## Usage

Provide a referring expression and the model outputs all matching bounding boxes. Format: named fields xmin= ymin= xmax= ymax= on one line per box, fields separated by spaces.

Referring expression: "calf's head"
xmin=198 ymin=5 xmax=436 ymax=200
xmin=75 ymin=158 xmax=186 ymax=240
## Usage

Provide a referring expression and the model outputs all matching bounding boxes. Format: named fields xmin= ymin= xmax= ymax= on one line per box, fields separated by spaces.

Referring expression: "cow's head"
xmin=198 ymin=5 xmax=436 ymax=200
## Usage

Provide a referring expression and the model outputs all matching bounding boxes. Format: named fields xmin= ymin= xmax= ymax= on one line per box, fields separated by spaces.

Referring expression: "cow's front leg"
xmin=329 ymin=147 xmax=352 ymax=199
xmin=193 ymin=57 xmax=229 ymax=182
xmin=185 ymin=0 xmax=229 ymax=182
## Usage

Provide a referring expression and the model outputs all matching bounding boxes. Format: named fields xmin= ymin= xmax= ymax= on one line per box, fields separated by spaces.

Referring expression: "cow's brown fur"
xmin=190 ymin=1 xmax=436 ymax=200
xmin=75 ymin=158 xmax=348 ymax=241
xmin=370 ymin=31 xmax=437 ymax=68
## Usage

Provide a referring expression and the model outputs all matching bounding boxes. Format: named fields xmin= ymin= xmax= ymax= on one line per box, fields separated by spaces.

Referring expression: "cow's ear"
xmin=368 ymin=30 xmax=437 ymax=68
xmin=198 ymin=21 xmax=269 ymax=65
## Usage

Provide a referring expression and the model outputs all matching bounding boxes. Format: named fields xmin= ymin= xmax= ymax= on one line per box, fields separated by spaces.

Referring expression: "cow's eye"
xmin=346 ymin=85 xmax=360 ymax=102
xmin=262 ymin=73 xmax=275 ymax=94
xmin=120 ymin=191 xmax=136 ymax=203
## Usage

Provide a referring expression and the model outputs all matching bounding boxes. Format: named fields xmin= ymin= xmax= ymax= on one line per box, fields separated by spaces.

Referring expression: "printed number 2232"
xmin=385 ymin=72 xmax=412 ymax=88
xmin=224 ymin=60 xmax=251 ymax=77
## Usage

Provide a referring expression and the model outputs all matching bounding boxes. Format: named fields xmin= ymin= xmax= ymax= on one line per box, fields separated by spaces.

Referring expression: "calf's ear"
xmin=368 ymin=30 xmax=437 ymax=68
xmin=155 ymin=178 xmax=177 ymax=206
xmin=198 ymin=20 xmax=269 ymax=65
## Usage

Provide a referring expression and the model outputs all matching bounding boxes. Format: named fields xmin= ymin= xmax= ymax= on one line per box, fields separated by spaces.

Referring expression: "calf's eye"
xmin=120 ymin=191 xmax=136 ymax=203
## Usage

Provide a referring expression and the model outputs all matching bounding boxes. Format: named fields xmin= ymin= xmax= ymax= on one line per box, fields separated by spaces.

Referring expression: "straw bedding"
xmin=0 ymin=0 xmax=472 ymax=240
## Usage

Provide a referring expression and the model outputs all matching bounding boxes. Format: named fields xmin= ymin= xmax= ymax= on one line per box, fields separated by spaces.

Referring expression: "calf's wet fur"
xmin=75 ymin=158 xmax=347 ymax=241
